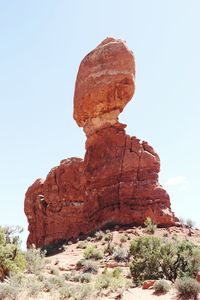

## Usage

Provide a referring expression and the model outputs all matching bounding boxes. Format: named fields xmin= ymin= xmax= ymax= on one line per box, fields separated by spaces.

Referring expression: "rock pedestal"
xmin=24 ymin=38 xmax=178 ymax=247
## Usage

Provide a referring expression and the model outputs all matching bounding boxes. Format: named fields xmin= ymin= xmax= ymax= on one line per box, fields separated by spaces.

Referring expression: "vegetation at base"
xmin=130 ymin=236 xmax=200 ymax=285
xmin=83 ymin=245 xmax=103 ymax=260
xmin=95 ymin=268 xmax=131 ymax=291
xmin=153 ymin=279 xmax=171 ymax=294
xmin=175 ymin=277 xmax=200 ymax=300
xmin=0 ymin=226 xmax=26 ymax=279
xmin=144 ymin=217 xmax=157 ymax=234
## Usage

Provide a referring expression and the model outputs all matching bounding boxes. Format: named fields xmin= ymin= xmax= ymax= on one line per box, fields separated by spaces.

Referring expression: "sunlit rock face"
xmin=24 ymin=38 xmax=178 ymax=248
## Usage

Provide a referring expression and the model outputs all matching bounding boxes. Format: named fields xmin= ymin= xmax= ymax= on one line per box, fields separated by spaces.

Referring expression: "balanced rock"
xmin=24 ymin=38 xmax=178 ymax=248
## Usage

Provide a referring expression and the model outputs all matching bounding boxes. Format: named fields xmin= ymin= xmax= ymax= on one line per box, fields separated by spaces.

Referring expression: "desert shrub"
xmin=104 ymin=232 xmax=113 ymax=242
xmin=25 ymin=245 xmax=46 ymax=274
xmin=0 ymin=272 xmax=28 ymax=299
xmin=72 ymin=283 xmax=93 ymax=300
xmin=80 ymin=273 xmax=92 ymax=283
xmin=113 ymin=247 xmax=129 ymax=262
xmin=120 ymin=234 xmax=127 ymax=243
xmin=113 ymin=267 xmax=123 ymax=279
xmin=46 ymin=275 xmax=66 ymax=288
xmin=175 ymin=277 xmax=200 ymax=300
xmin=95 ymin=231 xmax=104 ymax=241
xmin=50 ymin=266 xmax=59 ymax=275
xmin=26 ymin=277 xmax=44 ymax=297
xmin=0 ymin=226 xmax=26 ymax=279
xmin=86 ymin=237 xmax=92 ymax=242
xmin=77 ymin=241 xmax=87 ymax=249
xmin=153 ymin=280 xmax=170 ymax=294
xmin=95 ymin=269 xmax=131 ymax=291
xmin=144 ymin=217 xmax=157 ymax=234
xmin=130 ymin=236 xmax=200 ymax=285
xmin=83 ymin=245 xmax=103 ymax=260
xmin=58 ymin=284 xmax=72 ymax=299
xmin=77 ymin=259 xmax=98 ymax=274
xmin=104 ymin=242 xmax=116 ymax=255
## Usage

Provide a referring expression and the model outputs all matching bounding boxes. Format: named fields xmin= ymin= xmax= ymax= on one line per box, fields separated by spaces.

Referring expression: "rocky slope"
xmin=24 ymin=37 xmax=178 ymax=248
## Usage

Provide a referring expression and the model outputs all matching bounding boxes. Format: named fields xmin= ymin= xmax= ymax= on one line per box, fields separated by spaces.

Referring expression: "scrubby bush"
xmin=50 ymin=266 xmax=59 ymax=275
xmin=113 ymin=247 xmax=129 ymax=262
xmin=153 ymin=280 xmax=170 ymax=294
xmin=77 ymin=241 xmax=87 ymax=249
xmin=104 ymin=242 xmax=116 ymax=255
xmin=144 ymin=217 xmax=157 ymax=234
xmin=77 ymin=259 xmax=98 ymax=274
xmin=95 ymin=231 xmax=104 ymax=241
xmin=0 ymin=226 xmax=26 ymax=279
xmin=130 ymin=236 xmax=200 ymax=285
xmin=175 ymin=277 xmax=200 ymax=300
xmin=25 ymin=245 xmax=46 ymax=274
xmin=120 ymin=234 xmax=127 ymax=243
xmin=84 ymin=245 xmax=103 ymax=260
xmin=95 ymin=269 xmax=131 ymax=291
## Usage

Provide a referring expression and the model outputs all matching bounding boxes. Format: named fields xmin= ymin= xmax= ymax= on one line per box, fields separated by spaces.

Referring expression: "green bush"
xmin=95 ymin=231 xmax=104 ymax=241
xmin=95 ymin=269 xmax=131 ymax=291
xmin=175 ymin=278 xmax=200 ymax=300
xmin=77 ymin=259 xmax=98 ymax=274
xmin=0 ymin=226 xmax=26 ymax=279
xmin=83 ymin=245 xmax=103 ymax=260
xmin=144 ymin=217 xmax=157 ymax=234
xmin=113 ymin=247 xmax=129 ymax=262
xmin=25 ymin=245 xmax=46 ymax=274
xmin=130 ymin=236 xmax=200 ymax=285
xmin=153 ymin=280 xmax=170 ymax=294
xmin=120 ymin=234 xmax=127 ymax=243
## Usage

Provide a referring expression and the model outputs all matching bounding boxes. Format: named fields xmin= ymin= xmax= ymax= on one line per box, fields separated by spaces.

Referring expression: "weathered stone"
xmin=24 ymin=38 xmax=178 ymax=248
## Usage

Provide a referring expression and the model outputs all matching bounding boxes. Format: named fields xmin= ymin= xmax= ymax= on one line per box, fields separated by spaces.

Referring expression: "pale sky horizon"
xmin=0 ymin=1 xmax=200 ymax=247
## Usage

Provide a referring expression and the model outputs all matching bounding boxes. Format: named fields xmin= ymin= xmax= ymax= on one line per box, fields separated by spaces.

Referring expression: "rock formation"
xmin=25 ymin=37 xmax=178 ymax=248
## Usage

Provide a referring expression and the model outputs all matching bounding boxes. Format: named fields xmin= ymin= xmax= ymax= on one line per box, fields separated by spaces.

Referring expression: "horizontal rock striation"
xmin=25 ymin=38 xmax=178 ymax=248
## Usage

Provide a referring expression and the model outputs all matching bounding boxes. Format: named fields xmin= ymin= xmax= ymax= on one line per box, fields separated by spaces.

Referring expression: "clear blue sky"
xmin=0 ymin=1 xmax=200 ymax=246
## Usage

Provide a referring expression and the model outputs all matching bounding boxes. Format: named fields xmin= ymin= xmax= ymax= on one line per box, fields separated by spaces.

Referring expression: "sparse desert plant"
xmin=58 ymin=284 xmax=72 ymax=299
xmin=72 ymin=283 xmax=94 ymax=300
xmin=153 ymin=279 xmax=171 ymax=294
xmin=104 ymin=242 xmax=116 ymax=255
xmin=144 ymin=217 xmax=157 ymax=234
xmin=113 ymin=247 xmax=129 ymax=262
xmin=175 ymin=277 xmax=200 ymax=300
xmin=26 ymin=277 xmax=44 ymax=297
xmin=84 ymin=245 xmax=103 ymax=260
xmin=95 ymin=269 xmax=131 ymax=291
xmin=77 ymin=241 xmax=87 ymax=249
xmin=104 ymin=232 xmax=113 ymax=242
xmin=77 ymin=259 xmax=98 ymax=274
xmin=25 ymin=245 xmax=46 ymax=274
xmin=46 ymin=275 xmax=66 ymax=288
xmin=113 ymin=267 xmax=123 ymax=279
xmin=50 ymin=266 xmax=59 ymax=275
xmin=80 ymin=272 xmax=92 ymax=283
xmin=120 ymin=234 xmax=127 ymax=243
xmin=95 ymin=231 xmax=104 ymax=241
xmin=0 ymin=272 xmax=27 ymax=299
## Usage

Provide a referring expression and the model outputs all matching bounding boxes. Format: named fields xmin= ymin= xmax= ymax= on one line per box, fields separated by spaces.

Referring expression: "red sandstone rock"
xmin=74 ymin=37 xmax=135 ymax=134
xmin=196 ymin=272 xmax=200 ymax=283
xmin=24 ymin=38 xmax=178 ymax=248
xmin=142 ymin=280 xmax=156 ymax=289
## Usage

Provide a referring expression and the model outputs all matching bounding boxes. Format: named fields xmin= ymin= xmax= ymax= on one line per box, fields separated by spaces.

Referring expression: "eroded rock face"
xmin=25 ymin=38 xmax=178 ymax=247
xmin=73 ymin=37 xmax=135 ymax=134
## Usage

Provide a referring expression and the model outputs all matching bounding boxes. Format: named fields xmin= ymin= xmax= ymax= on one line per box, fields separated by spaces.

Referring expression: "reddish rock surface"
xmin=142 ymin=280 xmax=156 ymax=289
xmin=24 ymin=37 xmax=178 ymax=248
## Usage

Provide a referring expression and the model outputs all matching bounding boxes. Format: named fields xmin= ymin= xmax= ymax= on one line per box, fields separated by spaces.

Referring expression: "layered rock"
xmin=25 ymin=38 xmax=178 ymax=247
